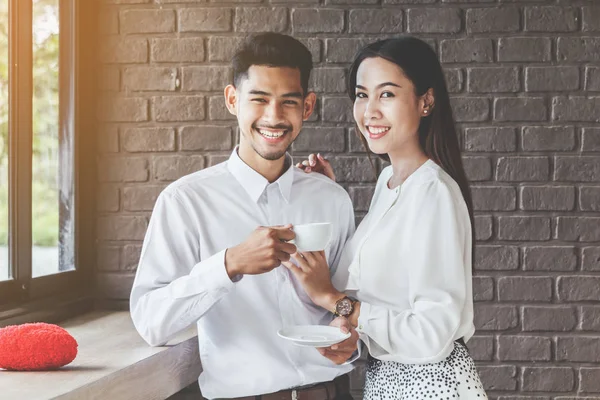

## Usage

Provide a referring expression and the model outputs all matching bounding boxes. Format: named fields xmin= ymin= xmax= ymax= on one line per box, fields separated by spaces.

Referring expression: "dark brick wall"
xmin=95 ymin=1 xmax=600 ymax=398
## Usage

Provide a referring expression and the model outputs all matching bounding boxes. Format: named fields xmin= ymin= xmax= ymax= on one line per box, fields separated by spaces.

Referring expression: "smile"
xmin=366 ymin=125 xmax=390 ymax=139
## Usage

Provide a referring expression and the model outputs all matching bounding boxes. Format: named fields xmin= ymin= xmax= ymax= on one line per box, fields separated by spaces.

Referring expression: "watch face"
xmin=336 ymin=298 xmax=353 ymax=316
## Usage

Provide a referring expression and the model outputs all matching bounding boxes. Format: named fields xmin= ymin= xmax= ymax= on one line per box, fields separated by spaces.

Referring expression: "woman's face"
xmin=353 ymin=56 xmax=429 ymax=157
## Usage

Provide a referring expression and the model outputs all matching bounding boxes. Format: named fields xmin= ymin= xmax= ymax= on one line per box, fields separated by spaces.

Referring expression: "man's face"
xmin=225 ymin=65 xmax=316 ymax=162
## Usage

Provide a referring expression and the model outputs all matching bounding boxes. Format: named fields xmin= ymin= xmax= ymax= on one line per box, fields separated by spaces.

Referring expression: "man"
xmin=130 ymin=33 xmax=359 ymax=400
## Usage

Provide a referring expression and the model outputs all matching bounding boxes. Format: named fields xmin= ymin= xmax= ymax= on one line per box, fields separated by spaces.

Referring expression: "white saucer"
xmin=277 ymin=325 xmax=351 ymax=348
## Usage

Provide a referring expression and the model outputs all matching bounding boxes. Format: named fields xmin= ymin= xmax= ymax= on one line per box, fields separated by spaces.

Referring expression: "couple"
xmin=130 ymin=33 xmax=487 ymax=400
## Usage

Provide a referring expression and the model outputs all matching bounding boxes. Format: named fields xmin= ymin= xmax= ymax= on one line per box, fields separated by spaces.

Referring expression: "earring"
xmin=424 ymin=109 xmax=428 ymax=114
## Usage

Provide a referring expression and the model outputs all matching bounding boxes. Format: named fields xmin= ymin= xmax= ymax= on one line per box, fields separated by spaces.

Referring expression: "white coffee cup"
xmin=291 ymin=222 xmax=332 ymax=252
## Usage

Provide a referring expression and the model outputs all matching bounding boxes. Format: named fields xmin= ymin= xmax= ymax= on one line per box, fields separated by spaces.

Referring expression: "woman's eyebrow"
xmin=356 ymin=82 xmax=401 ymax=90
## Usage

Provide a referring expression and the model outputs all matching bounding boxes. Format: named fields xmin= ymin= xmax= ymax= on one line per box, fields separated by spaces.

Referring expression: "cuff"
xmin=341 ymin=340 xmax=362 ymax=365
xmin=356 ymin=301 xmax=372 ymax=334
xmin=172 ymin=249 xmax=235 ymax=299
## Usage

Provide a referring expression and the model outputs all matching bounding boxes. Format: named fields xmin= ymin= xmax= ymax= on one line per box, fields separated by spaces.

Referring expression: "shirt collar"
xmin=227 ymin=147 xmax=295 ymax=204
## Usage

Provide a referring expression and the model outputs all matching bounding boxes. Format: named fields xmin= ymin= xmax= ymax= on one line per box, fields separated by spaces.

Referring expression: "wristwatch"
xmin=333 ymin=296 xmax=357 ymax=318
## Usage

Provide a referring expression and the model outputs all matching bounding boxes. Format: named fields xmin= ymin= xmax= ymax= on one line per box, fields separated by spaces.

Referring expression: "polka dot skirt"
xmin=364 ymin=341 xmax=488 ymax=400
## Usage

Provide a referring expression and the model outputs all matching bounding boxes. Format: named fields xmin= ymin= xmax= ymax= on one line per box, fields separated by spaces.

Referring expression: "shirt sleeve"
xmin=130 ymin=190 xmax=235 ymax=347
xmin=329 ymin=194 xmax=356 ymax=278
xmin=356 ymin=178 xmax=470 ymax=364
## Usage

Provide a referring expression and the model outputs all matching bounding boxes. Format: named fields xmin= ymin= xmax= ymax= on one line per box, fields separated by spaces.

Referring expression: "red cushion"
xmin=0 ymin=322 xmax=78 ymax=371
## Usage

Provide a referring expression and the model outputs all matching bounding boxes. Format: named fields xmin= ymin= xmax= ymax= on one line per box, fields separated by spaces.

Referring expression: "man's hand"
xmin=225 ymin=225 xmax=296 ymax=278
xmin=317 ymin=317 xmax=359 ymax=365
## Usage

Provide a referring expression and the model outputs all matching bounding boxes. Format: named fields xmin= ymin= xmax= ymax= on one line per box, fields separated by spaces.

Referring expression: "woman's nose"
xmin=364 ymin=99 xmax=382 ymax=120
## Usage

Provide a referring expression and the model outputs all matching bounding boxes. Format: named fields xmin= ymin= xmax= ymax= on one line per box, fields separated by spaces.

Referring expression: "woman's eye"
xmin=381 ymin=91 xmax=395 ymax=98
xmin=355 ymin=92 xmax=367 ymax=99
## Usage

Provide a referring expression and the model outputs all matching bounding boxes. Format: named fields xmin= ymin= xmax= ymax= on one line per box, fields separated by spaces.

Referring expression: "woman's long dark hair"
xmin=348 ymin=36 xmax=475 ymax=243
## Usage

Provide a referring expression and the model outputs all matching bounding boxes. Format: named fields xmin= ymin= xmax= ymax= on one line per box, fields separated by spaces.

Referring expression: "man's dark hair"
xmin=232 ymin=33 xmax=313 ymax=95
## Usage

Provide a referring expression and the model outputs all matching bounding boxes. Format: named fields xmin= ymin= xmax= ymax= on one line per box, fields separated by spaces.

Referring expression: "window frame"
xmin=0 ymin=0 xmax=96 ymax=320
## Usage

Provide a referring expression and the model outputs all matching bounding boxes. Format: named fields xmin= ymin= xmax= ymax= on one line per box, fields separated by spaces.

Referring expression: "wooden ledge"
xmin=1 ymin=311 xmax=202 ymax=400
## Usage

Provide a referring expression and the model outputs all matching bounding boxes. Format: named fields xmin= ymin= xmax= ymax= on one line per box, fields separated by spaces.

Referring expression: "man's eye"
xmin=283 ymin=100 xmax=299 ymax=105
xmin=252 ymin=98 xmax=267 ymax=103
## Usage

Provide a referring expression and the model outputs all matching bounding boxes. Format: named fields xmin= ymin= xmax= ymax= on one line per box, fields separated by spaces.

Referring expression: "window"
xmin=0 ymin=0 xmax=89 ymax=310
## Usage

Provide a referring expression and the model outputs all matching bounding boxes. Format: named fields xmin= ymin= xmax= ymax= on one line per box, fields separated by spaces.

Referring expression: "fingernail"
xmin=341 ymin=327 xmax=349 ymax=333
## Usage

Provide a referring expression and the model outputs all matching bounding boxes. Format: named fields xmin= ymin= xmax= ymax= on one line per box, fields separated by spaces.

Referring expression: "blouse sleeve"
xmin=356 ymin=177 xmax=471 ymax=364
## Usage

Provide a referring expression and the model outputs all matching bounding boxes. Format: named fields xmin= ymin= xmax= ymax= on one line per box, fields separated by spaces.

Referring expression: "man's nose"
xmin=264 ymin=102 xmax=285 ymax=123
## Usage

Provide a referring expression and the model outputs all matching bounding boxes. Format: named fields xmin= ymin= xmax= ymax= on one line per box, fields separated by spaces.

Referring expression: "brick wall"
xmin=95 ymin=0 xmax=600 ymax=398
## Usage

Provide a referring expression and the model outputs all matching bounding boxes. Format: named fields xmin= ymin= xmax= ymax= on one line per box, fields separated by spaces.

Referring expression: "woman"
xmin=284 ymin=37 xmax=488 ymax=399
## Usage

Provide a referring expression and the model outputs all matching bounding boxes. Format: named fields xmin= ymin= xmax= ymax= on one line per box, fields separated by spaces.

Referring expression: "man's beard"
xmin=252 ymin=123 xmax=294 ymax=161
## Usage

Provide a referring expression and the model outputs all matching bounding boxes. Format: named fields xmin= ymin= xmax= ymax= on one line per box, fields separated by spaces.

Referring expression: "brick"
xmin=525 ymin=66 xmax=579 ymax=92
xmin=464 ymin=127 xmax=516 ymax=152
xmin=444 ymin=68 xmax=463 ymax=93
xmin=498 ymin=277 xmax=552 ymax=302
xmin=475 ymin=245 xmax=519 ymax=271
xmin=235 ymin=7 xmax=287 ymax=33
xmin=208 ymin=96 xmax=235 ymax=121
xmin=583 ymin=6 xmax=600 ymax=32
xmin=330 ymin=156 xmax=375 ymax=183
xmin=123 ymin=186 xmax=164 ymax=212
xmin=524 ymin=246 xmax=577 ymax=272
xmin=585 ymin=67 xmax=600 ymax=91
xmin=494 ymin=97 xmax=547 ymax=122
xmin=520 ymin=186 xmax=575 ymax=211
xmin=467 ymin=67 xmax=519 ymax=93
xmin=97 ymin=245 xmax=120 ymax=272
xmin=466 ymin=336 xmax=494 ymax=361
xmin=298 ymin=38 xmax=322 ymax=63
xmin=310 ymin=68 xmax=346 ymax=93
xmin=473 ymin=276 xmax=494 ymax=302
xmin=522 ymin=306 xmax=577 ymax=331
xmin=475 ymin=215 xmax=492 ymax=241
xmin=326 ymin=0 xmax=377 ymax=3
xmin=385 ymin=0 xmax=436 ymax=3
xmin=120 ymin=9 xmax=175 ymax=34
xmin=122 ymin=244 xmax=142 ymax=271
xmin=521 ymin=367 xmax=574 ymax=392
xmin=497 ymin=397 xmax=549 ymax=400
xmin=179 ymin=126 xmax=232 ymax=151
xmin=348 ymin=128 xmax=368 ymax=153
xmin=580 ymin=186 xmax=600 ymax=211
xmin=558 ymin=37 xmax=600 ymax=62
xmin=98 ymin=157 xmax=149 ymax=183
xmin=478 ymin=366 xmax=518 ymax=391
xmin=151 ymin=38 xmax=204 ymax=63
xmin=558 ymin=276 xmax=600 ymax=301
xmin=122 ymin=128 xmax=175 ymax=153
xmin=474 ymin=305 xmax=518 ymax=331
xmin=466 ymin=7 xmax=520 ymax=33
xmin=97 ymin=125 xmax=119 ymax=153
xmin=496 ymin=157 xmax=549 ymax=181
xmin=555 ymin=156 xmax=600 ymax=182
xmin=321 ymin=97 xmax=353 ymax=123
xmin=153 ymin=96 xmax=205 ymax=122
xmin=440 ymin=39 xmax=493 ymax=63
xmin=207 ymin=37 xmax=242 ymax=62
xmin=97 ymin=96 xmax=148 ymax=122
xmin=580 ymin=368 xmax=600 ymax=393
xmin=450 ymin=97 xmax=490 ymax=122
xmin=497 ymin=216 xmax=550 ymax=241
xmin=407 ymin=8 xmax=461 ymax=33
xmin=498 ymin=336 xmax=552 ymax=361
xmin=462 ymin=156 xmax=492 ymax=181
xmin=99 ymin=37 xmax=147 ymax=64
xmin=207 ymin=155 xmax=229 ymax=167
xmin=556 ymin=217 xmax=600 ymax=242
xmin=348 ymin=186 xmax=375 ymax=212
xmin=182 ymin=66 xmax=232 ymax=92
xmin=581 ymin=306 xmax=600 ymax=331
xmin=97 ymin=185 xmax=120 ymax=212
xmin=326 ymin=38 xmax=369 ymax=63
xmin=293 ymin=127 xmax=345 ymax=153
xmin=498 ymin=37 xmax=552 ymax=62
xmin=582 ymin=247 xmax=600 ymax=272
xmin=557 ymin=337 xmax=600 ymax=362
xmin=552 ymin=96 xmax=600 ymax=122
xmin=122 ymin=67 xmax=177 ymax=92
xmin=179 ymin=8 xmax=232 ymax=32
xmin=292 ymin=9 xmax=344 ymax=33
xmin=524 ymin=7 xmax=578 ymax=32
xmin=521 ymin=126 xmax=576 ymax=151
xmin=349 ymin=9 xmax=402 ymax=34
xmin=472 ymin=186 xmax=516 ymax=211
xmin=97 ymin=216 xmax=148 ymax=241
xmin=153 ymin=155 xmax=206 ymax=181
xmin=580 ymin=125 xmax=600 ymax=153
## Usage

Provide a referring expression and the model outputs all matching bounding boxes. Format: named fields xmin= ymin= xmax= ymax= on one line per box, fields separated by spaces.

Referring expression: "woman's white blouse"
xmin=332 ymin=160 xmax=475 ymax=364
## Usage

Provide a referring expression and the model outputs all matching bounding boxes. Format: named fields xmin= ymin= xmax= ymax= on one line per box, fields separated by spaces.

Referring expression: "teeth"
xmin=368 ymin=126 xmax=390 ymax=135
xmin=259 ymin=129 xmax=285 ymax=138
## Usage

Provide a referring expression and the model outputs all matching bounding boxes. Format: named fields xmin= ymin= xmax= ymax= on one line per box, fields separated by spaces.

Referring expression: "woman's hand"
xmin=281 ymin=251 xmax=342 ymax=310
xmin=296 ymin=153 xmax=336 ymax=182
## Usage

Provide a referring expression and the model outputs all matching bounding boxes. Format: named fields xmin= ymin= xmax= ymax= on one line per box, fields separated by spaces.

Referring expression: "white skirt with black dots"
xmin=364 ymin=341 xmax=488 ymax=400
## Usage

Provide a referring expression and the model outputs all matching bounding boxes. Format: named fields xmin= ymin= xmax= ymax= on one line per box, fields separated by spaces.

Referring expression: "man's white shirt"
xmin=130 ymin=149 xmax=356 ymax=399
